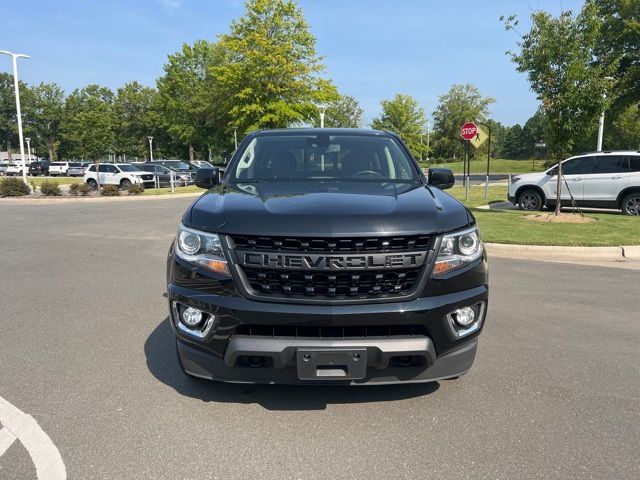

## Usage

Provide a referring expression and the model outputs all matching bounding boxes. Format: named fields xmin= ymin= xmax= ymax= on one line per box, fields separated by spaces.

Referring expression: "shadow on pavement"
xmin=144 ymin=317 xmax=440 ymax=410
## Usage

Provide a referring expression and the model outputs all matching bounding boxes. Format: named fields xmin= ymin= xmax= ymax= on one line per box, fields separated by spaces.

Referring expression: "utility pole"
xmin=0 ymin=50 xmax=30 ymax=184
xmin=233 ymin=127 xmax=238 ymax=150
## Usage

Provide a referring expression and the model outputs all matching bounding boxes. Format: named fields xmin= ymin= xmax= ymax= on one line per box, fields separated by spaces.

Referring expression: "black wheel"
xmin=621 ymin=192 xmax=640 ymax=216
xmin=120 ymin=178 xmax=132 ymax=189
xmin=518 ymin=189 xmax=544 ymax=211
xmin=86 ymin=178 xmax=98 ymax=190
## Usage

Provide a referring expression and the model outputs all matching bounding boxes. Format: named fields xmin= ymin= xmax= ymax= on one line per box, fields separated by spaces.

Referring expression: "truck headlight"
xmin=175 ymin=224 xmax=230 ymax=275
xmin=432 ymin=226 xmax=483 ymax=276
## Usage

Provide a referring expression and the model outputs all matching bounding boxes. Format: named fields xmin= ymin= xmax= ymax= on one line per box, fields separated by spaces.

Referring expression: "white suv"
xmin=83 ymin=163 xmax=155 ymax=189
xmin=509 ymin=151 xmax=640 ymax=215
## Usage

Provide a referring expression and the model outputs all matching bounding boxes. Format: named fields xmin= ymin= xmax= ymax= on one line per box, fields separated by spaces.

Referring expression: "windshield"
xmin=164 ymin=161 xmax=191 ymax=170
xmin=231 ymin=134 xmax=419 ymax=183
xmin=117 ymin=164 xmax=140 ymax=172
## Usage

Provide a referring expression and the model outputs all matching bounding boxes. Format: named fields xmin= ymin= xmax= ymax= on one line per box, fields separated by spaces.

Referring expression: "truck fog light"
xmin=181 ymin=307 xmax=203 ymax=327
xmin=452 ymin=306 xmax=475 ymax=327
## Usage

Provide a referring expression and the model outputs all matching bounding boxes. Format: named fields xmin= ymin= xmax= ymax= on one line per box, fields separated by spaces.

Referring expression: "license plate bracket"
xmin=296 ymin=348 xmax=367 ymax=380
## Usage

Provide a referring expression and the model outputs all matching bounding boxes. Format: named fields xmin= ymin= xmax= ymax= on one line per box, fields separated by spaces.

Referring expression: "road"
xmin=0 ymin=198 xmax=638 ymax=479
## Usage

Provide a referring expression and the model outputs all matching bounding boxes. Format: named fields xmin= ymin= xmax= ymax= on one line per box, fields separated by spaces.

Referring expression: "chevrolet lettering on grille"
xmin=237 ymin=251 xmax=428 ymax=270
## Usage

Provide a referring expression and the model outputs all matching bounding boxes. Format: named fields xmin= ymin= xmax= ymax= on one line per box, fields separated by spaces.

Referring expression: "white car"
xmin=6 ymin=163 xmax=25 ymax=176
xmin=83 ymin=163 xmax=155 ymax=189
xmin=509 ymin=151 xmax=640 ymax=215
xmin=48 ymin=162 xmax=71 ymax=176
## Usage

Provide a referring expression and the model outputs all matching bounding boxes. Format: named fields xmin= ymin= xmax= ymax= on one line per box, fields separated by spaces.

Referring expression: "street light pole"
xmin=25 ymin=137 xmax=32 ymax=166
xmin=317 ymin=104 xmax=327 ymax=128
xmin=233 ymin=127 xmax=238 ymax=150
xmin=426 ymin=119 xmax=430 ymax=162
xmin=148 ymin=136 xmax=154 ymax=162
xmin=0 ymin=50 xmax=30 ymax=184
xmin=597 ymin=77 xmax=614 ymax=152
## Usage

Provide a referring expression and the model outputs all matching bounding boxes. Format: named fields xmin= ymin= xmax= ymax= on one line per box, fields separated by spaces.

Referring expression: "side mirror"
xmin=195 ymin=167 xmax=219 ymax=189
xmin=428 ymin=168 xmax=455 ymax=190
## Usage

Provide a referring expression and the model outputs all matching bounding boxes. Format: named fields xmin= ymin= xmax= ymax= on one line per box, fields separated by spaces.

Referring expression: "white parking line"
xmin=0 ymin=396 xmax=66 ymax=480
xmin=0 ymin=426 xmax=16 ymax=456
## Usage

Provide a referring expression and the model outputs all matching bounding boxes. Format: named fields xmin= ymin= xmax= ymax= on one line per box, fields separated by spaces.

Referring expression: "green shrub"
xmin=69 ymin=183 xmax=92 ymax=196
xmin=0 ymin=177 xmax=31 ymax=197
xmin=127 ymin=183 xmax=144 ymax=195
xmin=40 ymin=180 xmax=62 ymax=196
xmin=101 ymin=184 xmax=120 ymax=196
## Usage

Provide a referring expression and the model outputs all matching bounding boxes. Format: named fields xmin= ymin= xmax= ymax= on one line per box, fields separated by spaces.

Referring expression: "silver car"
xmin=67 ymin=162 xmax=90 ymax=177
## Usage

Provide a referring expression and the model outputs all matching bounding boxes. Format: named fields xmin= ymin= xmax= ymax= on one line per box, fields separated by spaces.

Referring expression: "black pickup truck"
xmin=167 ymin=128 xmax=488 ymax=385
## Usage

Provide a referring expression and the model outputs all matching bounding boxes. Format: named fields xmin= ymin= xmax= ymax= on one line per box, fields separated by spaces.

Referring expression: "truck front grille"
xmin=228 ymin=234 xmax=432 ymax=302
xmin=234 ymin=324 xmax=427 ymax=339
xmin=231 ymin=234 xmax=430 ymax=253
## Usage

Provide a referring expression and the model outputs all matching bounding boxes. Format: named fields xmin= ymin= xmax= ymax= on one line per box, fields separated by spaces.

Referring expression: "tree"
xmin=0 ymin=72 xmax=27 ymax=156
xmin=23 ymin=82 xmax=65 ymax=161
xmin=59 ymin=84 xmax=115 ymax=161
xmin=432 ymin=84 xmax=495 ymax=159
xmin=114 ymin=81 xmax=156 ymax=159
xmin=324 ymin=95 xmax=364 ymax=128
xmin=156 ymin=40 xmax=222 ymax=160
xmin=211 ymin=0 xmax=337 ymax=138
xmin=593 ymin=0 xmax=640 ymax=110
xmin=503 ymin=4 xmax=616 ymax=214
xmin=501 ymin=124 xmax=525 ymax=158
xmin=371 ymin=94 xmax=426 ymax=159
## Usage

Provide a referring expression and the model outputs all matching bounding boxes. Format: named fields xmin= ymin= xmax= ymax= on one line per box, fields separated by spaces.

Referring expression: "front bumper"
xmin=177 ymin=336 xmax=478 ymax=385
xmin=168 ymin=271 xmax=488 ymax=384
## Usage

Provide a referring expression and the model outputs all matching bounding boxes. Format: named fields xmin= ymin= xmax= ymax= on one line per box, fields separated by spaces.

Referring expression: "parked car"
xmin=167 ymin=128 xmax=487 ymax=385
xmin=509 ymin=150 xmax=640 ymax=215
xmin=48 ymin=162 xmax=71 ymax=176
xmin=189 ymin=160 xmax=226 ymax=182
xmin=6 ymin=163 xmax=24 ymax=176
xmin=83 ymin=163 xmax=155 ymax=189
xmin=135 ymin=163 xmax=192 ymax=186
xmin=67 ymin=162 xmax=90 ymax=177
xmin=149 ymin=160 xmax=198 ymax=174
xmin=28 ymin=161 xmax=50 ymax=176
xmin=0 ymin=163 xmax=8 ymax=176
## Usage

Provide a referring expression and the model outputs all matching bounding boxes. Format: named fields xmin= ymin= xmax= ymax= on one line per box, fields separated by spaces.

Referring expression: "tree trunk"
xmin=188 ymin=145 xmax=194 ymax=162
xmin=554 ymin=160 xmax=562 ymax=216
xmin=48 ymin=141 xmax=55 ymax=162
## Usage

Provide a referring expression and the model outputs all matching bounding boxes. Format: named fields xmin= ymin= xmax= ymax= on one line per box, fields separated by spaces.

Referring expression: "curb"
xmin=485 ymin=243 xmax=640 ymax=262
xmin=0 ymin=192 xmax=202 ymax=204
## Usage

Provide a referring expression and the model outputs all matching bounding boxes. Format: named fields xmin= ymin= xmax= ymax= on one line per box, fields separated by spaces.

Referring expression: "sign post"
xmin=460 ymin=122 xmax=477 ymax=201
xmin=470 ymin=123 xmax=491 ymax=198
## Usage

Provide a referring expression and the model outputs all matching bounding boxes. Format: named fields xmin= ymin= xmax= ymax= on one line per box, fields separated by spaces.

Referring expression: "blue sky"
xmin=1 ymin=0 xmax=584 ymax=126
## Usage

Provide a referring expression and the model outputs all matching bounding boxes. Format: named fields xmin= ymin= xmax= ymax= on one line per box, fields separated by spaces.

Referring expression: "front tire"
xmin=120 ymin=178 xmax=132 ymax=189
xmin=518 ymin=189 xmax=544 ymax=211
xmin=621 ymin=192 xmax=640 ymax=216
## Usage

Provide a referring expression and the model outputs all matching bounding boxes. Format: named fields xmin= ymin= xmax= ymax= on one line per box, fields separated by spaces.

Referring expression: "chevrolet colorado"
xmin=167 ymin=128 xmax=488 ymax=384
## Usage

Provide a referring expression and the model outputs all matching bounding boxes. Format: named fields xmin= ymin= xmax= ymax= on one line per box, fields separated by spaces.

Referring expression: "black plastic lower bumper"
xmin=177 ymin=336 xmax=478 ymax=385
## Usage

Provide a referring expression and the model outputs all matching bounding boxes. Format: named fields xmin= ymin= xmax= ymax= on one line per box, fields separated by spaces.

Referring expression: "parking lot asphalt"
xmin=0 ymin=198 xmax=638 ymax=480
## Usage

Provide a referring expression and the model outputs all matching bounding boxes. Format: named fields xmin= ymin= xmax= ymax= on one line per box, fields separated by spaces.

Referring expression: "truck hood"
xmin=186 ymin=181 xmax=472 ymax=237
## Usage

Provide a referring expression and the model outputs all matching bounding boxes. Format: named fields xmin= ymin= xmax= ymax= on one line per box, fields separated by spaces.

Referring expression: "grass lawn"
xmin=447 ymin=185 xmax=640 ymax=246
xmin=429 ymin=158 xmax=546 ymax=174
xmin=29 ymin=176 xmax=81 ymax=186
xmin=142 ymin=185 xmax=203 ymax=195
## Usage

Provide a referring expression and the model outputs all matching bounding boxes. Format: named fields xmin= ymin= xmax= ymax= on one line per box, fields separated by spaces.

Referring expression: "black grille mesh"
xmin=230 ymin=234 xmax=430 ymax=301
xmin=230 ymin=235 xmax=430 ymax=253
xmin=234 ymin=324 xmax=427 ymax=338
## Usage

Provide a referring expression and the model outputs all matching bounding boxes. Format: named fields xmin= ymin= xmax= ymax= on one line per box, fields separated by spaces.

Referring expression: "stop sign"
xmin=460 ymin=122 xmax=478 ymax=141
